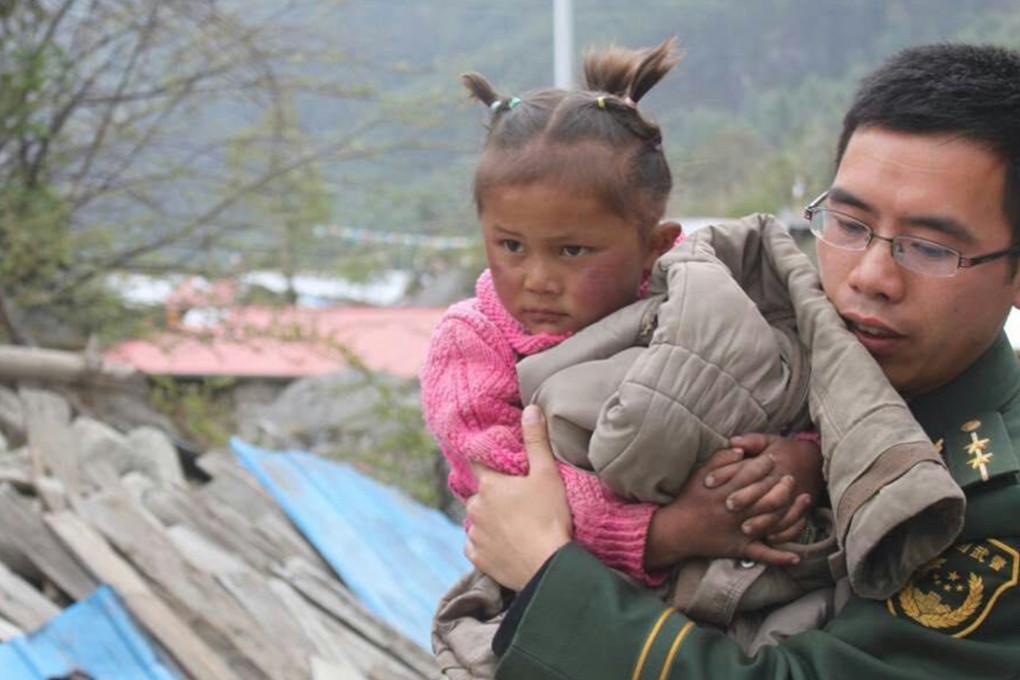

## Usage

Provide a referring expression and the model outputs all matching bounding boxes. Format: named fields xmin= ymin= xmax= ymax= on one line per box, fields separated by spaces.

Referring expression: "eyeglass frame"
xmin=803 ymin=190 xmax=1020 ymax=277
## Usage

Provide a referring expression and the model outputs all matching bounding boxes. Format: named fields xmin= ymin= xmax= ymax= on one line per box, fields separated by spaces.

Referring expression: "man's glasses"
xmin=804 ymin=191 xmax=1020 ymax=277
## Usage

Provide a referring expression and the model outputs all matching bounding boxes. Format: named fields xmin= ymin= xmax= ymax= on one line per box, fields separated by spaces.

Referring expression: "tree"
xmin=0 ymin=0 xmax=403 ymax=346
xmin=226 ymin=102 xmax=333 ymax=302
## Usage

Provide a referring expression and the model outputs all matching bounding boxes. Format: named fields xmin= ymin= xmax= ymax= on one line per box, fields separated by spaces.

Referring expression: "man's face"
xmin=818 ymin=127 xmax=1020 ymax=398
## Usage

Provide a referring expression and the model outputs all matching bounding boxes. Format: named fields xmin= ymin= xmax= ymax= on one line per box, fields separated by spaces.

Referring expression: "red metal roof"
xmin=105 ymin=306 xmax=446 ymax=380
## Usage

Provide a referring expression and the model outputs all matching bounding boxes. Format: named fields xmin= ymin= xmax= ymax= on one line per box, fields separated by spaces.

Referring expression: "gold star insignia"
xmin=965 ymin=435 xmax=990 ymax=456
xmin=947 ymin=571 xmax=960 ymax=581
xmin=969 ymin=451 xmax=994 ymax=470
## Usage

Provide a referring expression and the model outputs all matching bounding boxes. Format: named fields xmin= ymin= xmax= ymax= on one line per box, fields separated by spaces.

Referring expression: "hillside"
xmin=319 ymin=0 xmax=1020 ymax=246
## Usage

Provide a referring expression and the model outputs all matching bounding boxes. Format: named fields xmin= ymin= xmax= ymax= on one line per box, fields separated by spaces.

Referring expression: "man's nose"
xmin=845 ymin=236 xmax=906 ymax=302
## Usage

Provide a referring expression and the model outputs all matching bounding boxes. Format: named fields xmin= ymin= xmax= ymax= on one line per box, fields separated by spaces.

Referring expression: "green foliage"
xmin=320 ymin=349 xmax=442 ymax=506
xmin=224 ymin=102 xmax=334 ymax=290
xmin=150 ymin=376 xmax=237 ymax=448
xmin=0 ymin=183 xmax=69 ymax=295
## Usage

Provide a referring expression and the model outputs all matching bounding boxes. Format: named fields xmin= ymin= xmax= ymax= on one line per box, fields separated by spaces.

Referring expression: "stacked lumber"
xmin=0 ymin=381 xmax=439 ymax=680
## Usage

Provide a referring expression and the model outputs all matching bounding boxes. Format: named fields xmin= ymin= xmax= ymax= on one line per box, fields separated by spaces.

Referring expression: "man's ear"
xmin=644 ymin=219 xmax=683 ymax=268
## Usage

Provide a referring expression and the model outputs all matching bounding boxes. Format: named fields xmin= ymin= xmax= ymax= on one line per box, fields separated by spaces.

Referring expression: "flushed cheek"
xmin=569 ymin=262 xmax=640 ymax=318
xmin=488 ymin=262 xmax=524 ymax=306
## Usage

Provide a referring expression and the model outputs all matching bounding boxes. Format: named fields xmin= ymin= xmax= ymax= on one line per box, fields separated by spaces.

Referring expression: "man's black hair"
xmin=837 ymin=43 xmax=1020 ymax=244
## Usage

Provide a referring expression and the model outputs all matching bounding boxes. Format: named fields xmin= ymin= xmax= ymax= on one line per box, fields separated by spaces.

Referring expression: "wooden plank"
xmin=277 ymin=557 xmax=438 ymax=679
xmin=0 ymin=559 xmax=61 ymax=630
xmin=197 ymin=455 xmax=330 ymax=570
xmin=0 ymin=613 xmax=23 ymax=641
xmin=144 ymin=486 xmax=280 ymax=572
xmin=18 ymin=387 xmax=79 ymax=506
xmin=196 ymin=452 xmax=277 ymax=518
xmin=0 ymin=346 xmax=137 ymax=384
xmin=79 ymin=489 xmax=299 ymax=680
xmin=0 ymin=485 xmax=97 ymax=600
xmin=269 ymin=577 xmax=364 ymax=671
xmin=311 ymin=656 xmax=367 ymax=680
xmin=270 ymin=577 xmax=422 ymax=680
xmin=44 ymin=511 xmax=240 ymax=680
xmin=167 ymin=524 xmax=314 ymax=676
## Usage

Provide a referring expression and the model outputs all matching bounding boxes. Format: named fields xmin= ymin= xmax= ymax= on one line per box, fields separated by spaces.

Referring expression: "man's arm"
xmin=495 ymin=540 xmax=1020 ymax=680
xmin=468 ymin=407 xmax=1020 ymax=680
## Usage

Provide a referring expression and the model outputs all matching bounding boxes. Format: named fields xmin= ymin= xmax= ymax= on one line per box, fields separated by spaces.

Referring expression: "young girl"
xmin=420 ymin=38 xmax=687 ymax=584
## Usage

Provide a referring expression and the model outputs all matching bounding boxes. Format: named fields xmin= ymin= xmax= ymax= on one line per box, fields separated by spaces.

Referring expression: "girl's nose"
xmin=524 ymin=259 xmax=562 ymax=295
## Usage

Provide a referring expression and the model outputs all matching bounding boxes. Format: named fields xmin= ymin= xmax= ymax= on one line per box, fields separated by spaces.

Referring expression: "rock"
xmin=0 ymin=385 xmax=25 ymax=446
xmin=74 ymin=417 xmax=156 ymax=486
xmin=127 ymin=426 xmax=187 ymax=488
xmin=237 ymin=370 xmax=413 ymax=455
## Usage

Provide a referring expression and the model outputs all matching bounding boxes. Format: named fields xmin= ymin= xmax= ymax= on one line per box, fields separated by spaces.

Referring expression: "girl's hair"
xmin=461 ymin=38 xmax=682 ymax=233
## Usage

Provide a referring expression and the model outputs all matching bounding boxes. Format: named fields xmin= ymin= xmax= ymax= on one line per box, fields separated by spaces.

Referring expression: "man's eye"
xmin=833 ymin=216 xmax=870 ymax=238
xmin=902 ymin=238 xmax=954 ymax=261
xmin=500 ymin=239 xmax=523 ymax=253
xmin=561 ymin=245 xmax=590 ymax=257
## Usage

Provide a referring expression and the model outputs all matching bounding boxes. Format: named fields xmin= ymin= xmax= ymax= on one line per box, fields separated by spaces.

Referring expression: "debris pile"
xmin=0 ymin=367 xmax=439 ymax=679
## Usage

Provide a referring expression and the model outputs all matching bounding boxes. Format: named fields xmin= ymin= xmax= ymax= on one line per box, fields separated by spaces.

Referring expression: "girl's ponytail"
xmin=583 ymin=37 xmax=682 ymax=105
xmin=460 ymin=72 xmax=501 ymax=109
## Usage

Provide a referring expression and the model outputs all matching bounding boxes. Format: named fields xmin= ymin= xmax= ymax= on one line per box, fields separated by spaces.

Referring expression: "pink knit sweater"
xmin=421 ymin=269 xmax=661 ymax=584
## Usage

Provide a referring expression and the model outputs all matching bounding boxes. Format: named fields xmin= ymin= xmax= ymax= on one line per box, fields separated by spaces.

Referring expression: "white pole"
xmin=553 ymin=0 xmax=573 ymax=89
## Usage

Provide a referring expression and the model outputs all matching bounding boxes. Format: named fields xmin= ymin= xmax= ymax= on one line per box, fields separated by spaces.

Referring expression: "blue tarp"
xmin=231 ymin=437 xmax=472 ymax=650
xmin=0 ymin=586 xmax=180 ymax=680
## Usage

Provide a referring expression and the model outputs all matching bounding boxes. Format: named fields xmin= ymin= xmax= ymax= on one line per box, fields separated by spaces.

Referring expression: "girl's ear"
xmin=644 ymin=219 xmax=683 ymax=268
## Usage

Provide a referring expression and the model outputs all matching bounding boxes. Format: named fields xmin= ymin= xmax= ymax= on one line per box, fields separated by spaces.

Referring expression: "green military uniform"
xmin=495 ymin=333 xmax=1020 ymax=679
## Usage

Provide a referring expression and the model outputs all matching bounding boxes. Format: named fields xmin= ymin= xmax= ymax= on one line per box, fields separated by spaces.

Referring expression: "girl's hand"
xmin=465 ymin=405 xmax=572 ymax=591
xmin=727 ymin=433 xmax=822 ymax=543
xmin=645 ymin=448 xmax=808 ymax=569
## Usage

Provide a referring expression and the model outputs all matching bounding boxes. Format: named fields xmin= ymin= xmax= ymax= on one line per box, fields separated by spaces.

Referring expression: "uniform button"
xmin=739 ymin=559 xmax=757 ymax=569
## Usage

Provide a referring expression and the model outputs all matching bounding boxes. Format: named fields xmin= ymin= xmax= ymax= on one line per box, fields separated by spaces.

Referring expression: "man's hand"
xmin=465 ymin=405 xmax=572 ymax=591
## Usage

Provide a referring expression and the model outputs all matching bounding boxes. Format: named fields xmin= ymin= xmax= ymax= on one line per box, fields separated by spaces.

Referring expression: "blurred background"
xmin=2 ymin=0 xmax=1019 ymax=505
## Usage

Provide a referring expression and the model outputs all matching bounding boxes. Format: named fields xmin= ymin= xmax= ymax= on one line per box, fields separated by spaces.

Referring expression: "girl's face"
xmin=480 ymin=182 xmax=662 ymax=335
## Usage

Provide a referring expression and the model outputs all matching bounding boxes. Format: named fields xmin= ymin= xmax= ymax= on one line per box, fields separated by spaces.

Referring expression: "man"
xmin=463 ymin=43 xmax=1020 ymax=678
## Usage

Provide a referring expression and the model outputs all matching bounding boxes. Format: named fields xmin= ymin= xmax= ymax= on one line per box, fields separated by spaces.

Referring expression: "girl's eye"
xmin=500 ymin=239 xmax=523 ymax=253
xmin=561 ymin=245 xmax=590 ymax=257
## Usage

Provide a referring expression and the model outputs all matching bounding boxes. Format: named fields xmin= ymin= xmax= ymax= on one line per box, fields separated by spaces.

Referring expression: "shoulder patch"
xmin=942 ymin=413 xmax=1019 ymax=489
xmin=886 ymin=539 xmax=1018 ymax=638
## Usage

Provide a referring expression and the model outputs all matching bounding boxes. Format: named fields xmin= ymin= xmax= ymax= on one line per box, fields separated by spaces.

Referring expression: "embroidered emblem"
xmin=934 ymin=438 xmax=944 ymax=456
xmin=887 ymin=539 xmax=1018 ymax=637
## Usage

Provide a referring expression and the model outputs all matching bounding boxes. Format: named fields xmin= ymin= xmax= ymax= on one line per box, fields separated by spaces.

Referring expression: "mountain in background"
xmin=184 ymin=0 xmax=1020 ymax=277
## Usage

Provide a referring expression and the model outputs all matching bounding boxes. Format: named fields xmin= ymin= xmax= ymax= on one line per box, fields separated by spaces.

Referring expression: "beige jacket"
xmin=431 ymin=215 xmax=965 ymax=675
xmin=518 ymin=214 xmax=964 ymax=602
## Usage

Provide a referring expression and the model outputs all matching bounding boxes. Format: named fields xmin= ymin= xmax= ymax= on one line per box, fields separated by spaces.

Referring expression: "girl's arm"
xmin=422 ymin=313 xmax=663 ymax=582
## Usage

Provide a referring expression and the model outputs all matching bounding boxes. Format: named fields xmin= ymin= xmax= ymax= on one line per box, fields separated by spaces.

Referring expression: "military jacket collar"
xmin=909 ymin=333 xmax=1020 ymax=441
xmin=907 ymin=333 xmax=1020 ymax=538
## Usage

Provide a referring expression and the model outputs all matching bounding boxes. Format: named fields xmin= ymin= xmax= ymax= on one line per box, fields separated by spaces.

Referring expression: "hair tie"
xmin=623 ymin=96 xmax=637 ymax=109
xmin=507 ymin=96 xmax=521 ymax=109
xmin=596 ymin=96 xmax=606 ymax=110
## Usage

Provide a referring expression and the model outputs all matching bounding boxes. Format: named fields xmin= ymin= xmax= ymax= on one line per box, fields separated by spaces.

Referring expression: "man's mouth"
xmin=843 ymin=314 xmax=906 ymax=354
xmin=848 ymin=320 xmax=899 ymax=338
